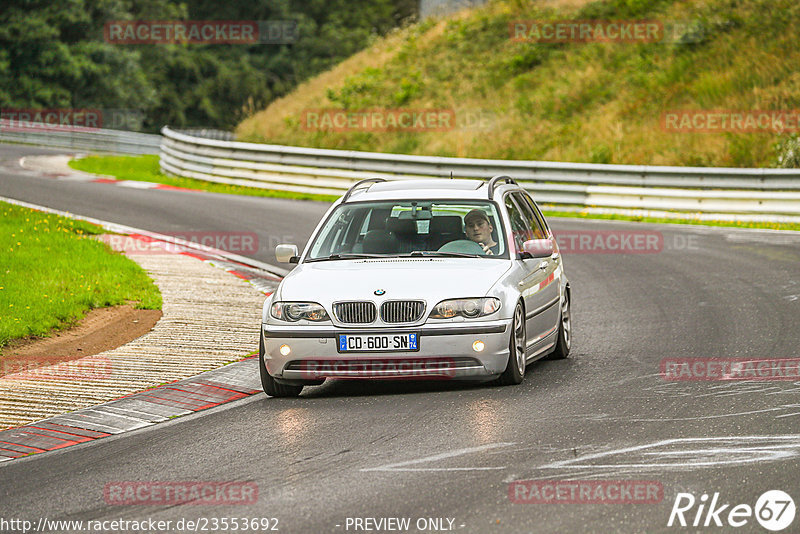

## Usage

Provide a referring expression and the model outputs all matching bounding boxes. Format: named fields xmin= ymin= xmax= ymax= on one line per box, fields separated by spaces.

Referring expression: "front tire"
xmin=259 ymin=333 xmax=303 ymax=397
xmin=498 ymin=302 xmax=526 ymax=385
xmin=547 ymin=290 xmax=571 ymax=360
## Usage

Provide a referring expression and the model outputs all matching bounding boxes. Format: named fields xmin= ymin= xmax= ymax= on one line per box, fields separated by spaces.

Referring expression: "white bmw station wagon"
xmin=259 ymin=176 xmax=571 ymax=397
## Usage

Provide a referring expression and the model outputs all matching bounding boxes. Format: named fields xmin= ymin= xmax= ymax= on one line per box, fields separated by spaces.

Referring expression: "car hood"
xmin=278 ymin=258 xmax=511 ymax=303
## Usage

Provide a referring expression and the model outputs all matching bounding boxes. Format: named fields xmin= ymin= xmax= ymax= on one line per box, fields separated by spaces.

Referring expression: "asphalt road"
xmin=2 ymin=144 xmax=800 ymax=533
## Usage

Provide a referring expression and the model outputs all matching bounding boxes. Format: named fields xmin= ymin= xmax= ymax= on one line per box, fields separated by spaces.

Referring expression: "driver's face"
xmin=466 ymin=218 xmax=493 ymax=244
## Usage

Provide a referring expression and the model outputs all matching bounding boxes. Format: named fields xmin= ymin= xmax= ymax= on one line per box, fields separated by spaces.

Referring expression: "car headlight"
xmin=429 ymin=298 xmax=501 ymax=319
xmin=270 ymin=302 xmax=330 ymax=322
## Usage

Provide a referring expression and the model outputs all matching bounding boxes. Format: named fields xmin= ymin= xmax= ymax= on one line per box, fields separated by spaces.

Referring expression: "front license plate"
xmin=338 ymin=333 xmax=419 ymax=352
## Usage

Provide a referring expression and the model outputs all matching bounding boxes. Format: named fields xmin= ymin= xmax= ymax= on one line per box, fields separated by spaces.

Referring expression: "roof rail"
xmin=486 ymin=175 xmax=518 ymax=199
xmin=342 ymin=178 xmax=386 ymax=202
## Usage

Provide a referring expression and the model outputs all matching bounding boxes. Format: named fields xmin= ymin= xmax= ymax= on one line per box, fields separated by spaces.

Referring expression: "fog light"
xmin=472 ymin=340 xmax=485 ymax=352
xmin=279 ymin=344 xmax=291 ymax=356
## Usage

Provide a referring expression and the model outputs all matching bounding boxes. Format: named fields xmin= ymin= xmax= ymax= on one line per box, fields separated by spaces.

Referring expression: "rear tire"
xmin=547 ymin=290 xmax=571 ymax=360
xmin=259 ymin=334 xmax=303 ymax=397
xmin=498 ymin=302 xmax=526 ymax=386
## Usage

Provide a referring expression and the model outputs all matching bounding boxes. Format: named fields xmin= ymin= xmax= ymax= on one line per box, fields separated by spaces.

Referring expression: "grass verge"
xmin=0 ymin=201 xmax=162 ymax=353
xmin=68 ymin=155 xmax=339 ymax=203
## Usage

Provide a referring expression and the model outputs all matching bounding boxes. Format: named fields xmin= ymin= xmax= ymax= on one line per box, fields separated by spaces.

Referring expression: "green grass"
xmin=0 ymin=202 xmax=162 ymax=353
xmin=68 ymin=155 xmax=339 ymax=203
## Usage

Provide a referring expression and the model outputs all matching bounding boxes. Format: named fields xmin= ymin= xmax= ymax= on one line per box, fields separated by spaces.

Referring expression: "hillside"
xmin=236 ymin=0 xmax=800 ymax=168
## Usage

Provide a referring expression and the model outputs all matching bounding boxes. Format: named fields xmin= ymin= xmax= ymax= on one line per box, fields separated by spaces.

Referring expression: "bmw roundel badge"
xmin=374 ymin=289 xmax=386 ymax=296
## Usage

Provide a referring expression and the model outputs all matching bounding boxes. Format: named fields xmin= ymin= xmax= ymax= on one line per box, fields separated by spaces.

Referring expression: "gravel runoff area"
xmin=0 ymin=245 xmax=267 ymax=429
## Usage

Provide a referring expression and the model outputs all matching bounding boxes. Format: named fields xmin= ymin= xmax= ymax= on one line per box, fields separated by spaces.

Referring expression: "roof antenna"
xmin=450 ymin=170 xmax=453 ymax=179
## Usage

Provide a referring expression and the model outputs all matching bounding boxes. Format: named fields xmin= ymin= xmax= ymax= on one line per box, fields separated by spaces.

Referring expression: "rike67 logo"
xmin=668 ymin=490 xmax=795 ymax=531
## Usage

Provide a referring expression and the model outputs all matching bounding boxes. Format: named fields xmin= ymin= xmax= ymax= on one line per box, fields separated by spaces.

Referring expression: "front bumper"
xmin=262 ymin=320 xmax=511 ymax=380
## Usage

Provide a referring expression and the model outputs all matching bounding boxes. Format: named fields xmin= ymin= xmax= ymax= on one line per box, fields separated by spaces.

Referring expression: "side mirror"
xmin=276 ymin=244 xmax=299 ymax=264
xmin=521 ymin=239 xmax=554 ymax=259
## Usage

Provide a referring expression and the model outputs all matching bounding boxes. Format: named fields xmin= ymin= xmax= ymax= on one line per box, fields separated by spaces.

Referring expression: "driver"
xmin=464 ymin=209 xmax=499 ymax=255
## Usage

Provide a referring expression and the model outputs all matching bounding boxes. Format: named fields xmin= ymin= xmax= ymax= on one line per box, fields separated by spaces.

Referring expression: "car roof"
xmin=343 ymin=178 xmax=522 ymax=203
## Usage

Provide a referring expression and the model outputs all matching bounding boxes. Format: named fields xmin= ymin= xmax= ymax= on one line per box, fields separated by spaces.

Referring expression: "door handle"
xmin=519 ymin=261 xmax=550 ymax=286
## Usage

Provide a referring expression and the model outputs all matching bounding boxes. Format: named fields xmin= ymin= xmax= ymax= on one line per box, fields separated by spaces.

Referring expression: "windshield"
xmin=306 ymin=200 xmax=508 ymax=260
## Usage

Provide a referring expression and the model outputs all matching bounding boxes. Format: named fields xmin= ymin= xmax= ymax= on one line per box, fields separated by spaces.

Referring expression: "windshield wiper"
xmin=307 ymin=253 xmax=387 ymax=262
xmin=403 ymin=251 xmax=482 ymax=258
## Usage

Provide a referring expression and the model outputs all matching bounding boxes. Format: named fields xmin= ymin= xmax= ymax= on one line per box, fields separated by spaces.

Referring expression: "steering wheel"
xmin=437 ymin=240 xmax=487 ymax=255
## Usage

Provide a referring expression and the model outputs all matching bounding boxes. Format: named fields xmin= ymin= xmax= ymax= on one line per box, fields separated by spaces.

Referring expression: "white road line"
xmin=539 ymin=435 xmax=800 ymax=471
xmin=624 ymin=405 xmax=800 ymax=422
xmin=362 ymin=442 xmax=515 ymax=472
xmin=115 ymin=180 xmax=159 ymax=189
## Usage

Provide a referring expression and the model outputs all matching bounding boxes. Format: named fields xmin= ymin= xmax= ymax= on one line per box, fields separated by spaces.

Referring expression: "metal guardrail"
xmin=3 ymin=122 xmax=796 ymax=219
xmin=160 ymin=127 xmax=800 ymax=219
xmin=420 ymin=0 xmax=489 ymax=18
xmin=0 ymin=121 xmax=160 ymax=155
xmin=172 ymin=128 xmax=235 ymax=142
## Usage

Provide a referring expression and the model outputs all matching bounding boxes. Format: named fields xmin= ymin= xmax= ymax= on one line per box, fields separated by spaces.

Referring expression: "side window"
xmin=324 ymin=210 xmax=364 ymax=255
xmin=513 ymin=192 xmax=547 ymax=240
xmin=520 ymin=192 xmax=550 ymax=237
xmin=327 ymin=224 xmax=348 ymax=255
xmin=342 ymin=208 xmax=369 ymax=247
xmin=311 ymin=220 xmax=345 ymax=257
xmin=504 ymin=195 xmax=528 ymax=251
